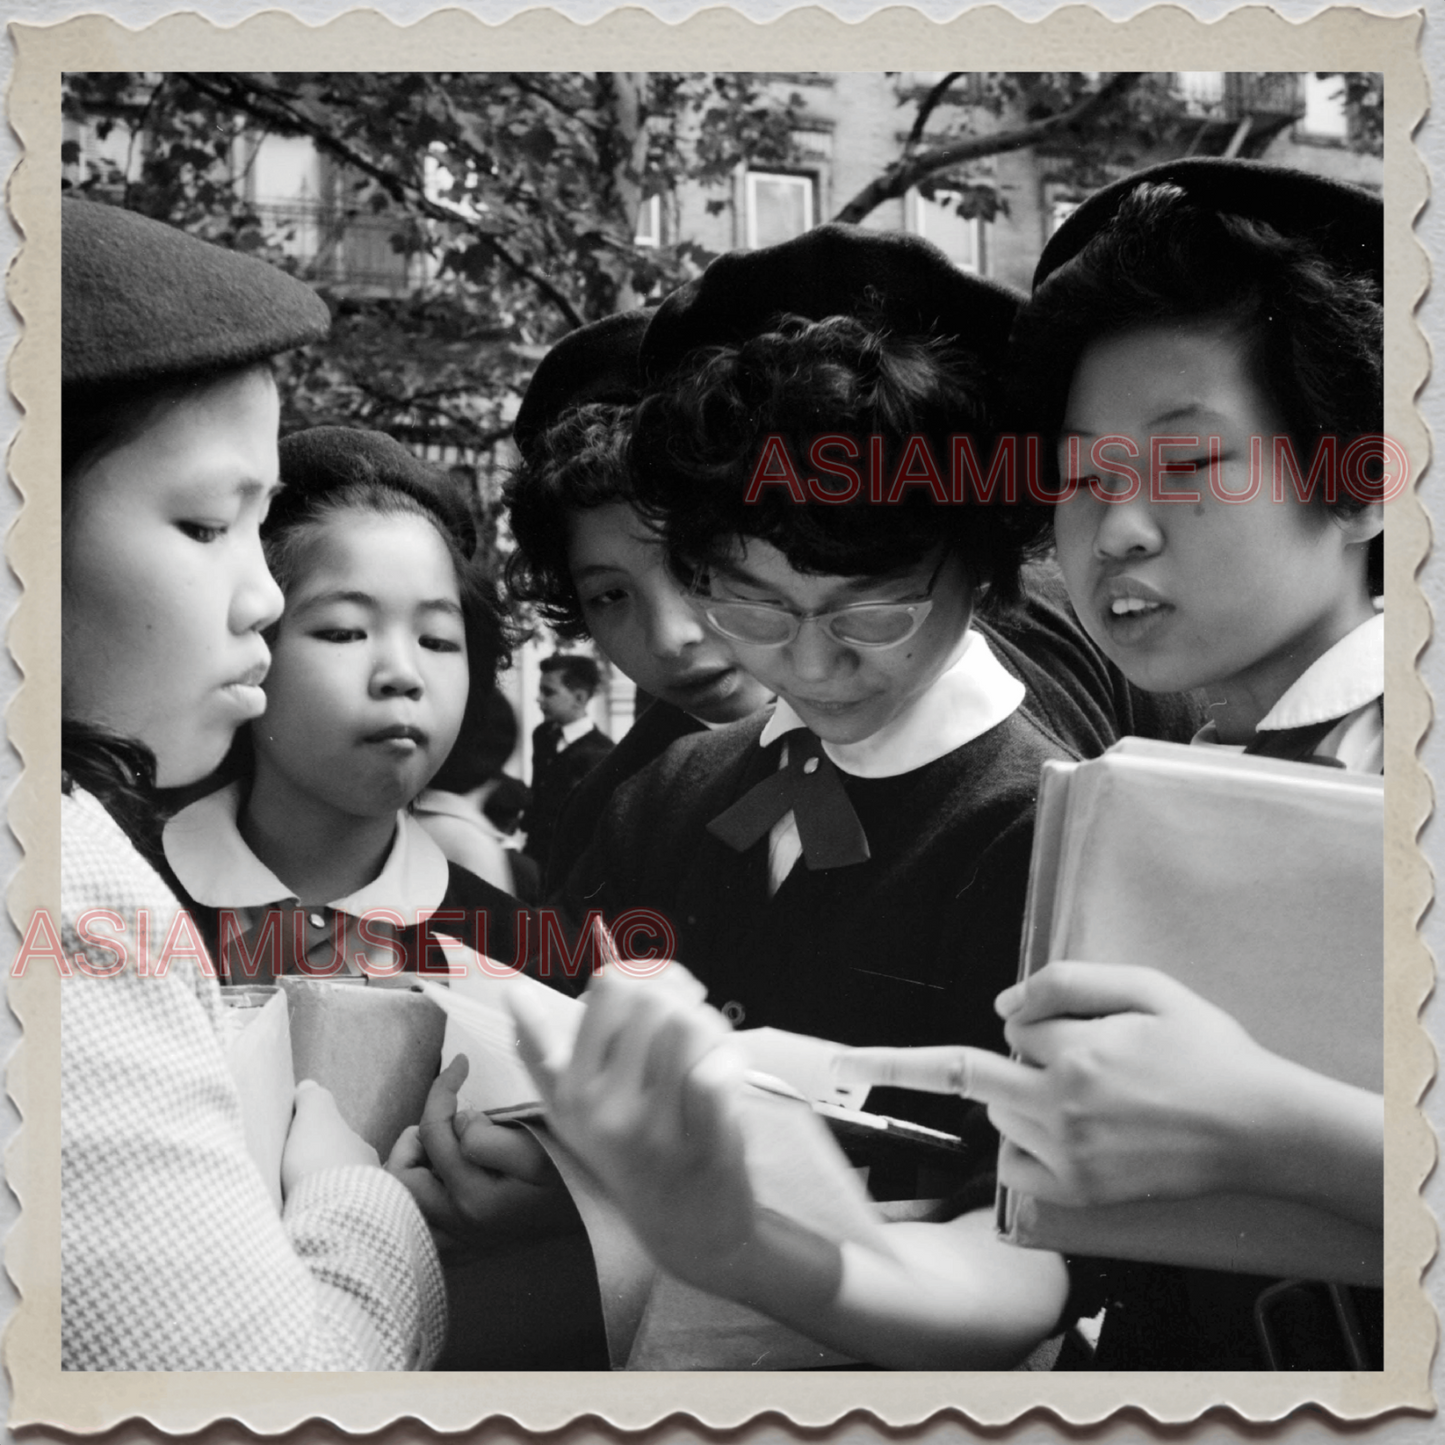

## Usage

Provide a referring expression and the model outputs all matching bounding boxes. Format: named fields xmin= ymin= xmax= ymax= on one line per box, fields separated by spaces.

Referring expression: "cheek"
xmin=434 ymin=660 xmax=472 ymax=730
xmin=262 ymin=652 xmax=348 ymax=739
xmin=585 ymin=608 xmax=636 ymax=663
xmin=726 ymin=645 xmax=788 ymax=690
xmin=65 ymin=522 xmax=164 ymax=637
xmin=871 ymin=647 xmax=931 ymax=701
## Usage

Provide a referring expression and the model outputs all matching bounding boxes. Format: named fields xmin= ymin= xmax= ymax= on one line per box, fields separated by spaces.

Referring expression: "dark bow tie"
xmin=707 ymin=729 xmax=870 ymax=870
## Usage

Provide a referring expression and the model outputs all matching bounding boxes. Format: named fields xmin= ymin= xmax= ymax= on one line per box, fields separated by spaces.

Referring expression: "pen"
xmin=832 ymin=1045 xmax=976 ymax=1097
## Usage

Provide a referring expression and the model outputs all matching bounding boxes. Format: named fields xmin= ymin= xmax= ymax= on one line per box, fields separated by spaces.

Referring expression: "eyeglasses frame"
xmin=692 ymin=551 xmax=952 ymax=651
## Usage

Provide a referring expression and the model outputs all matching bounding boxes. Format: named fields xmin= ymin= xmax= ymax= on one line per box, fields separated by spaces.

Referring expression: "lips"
xmin=225 ymin=661 xmax=271 ymax=690
xmin=220 ymin=661 xmax=271 ymax=719
xmin=364 ymin=723 xmax=428 ymax=746
xmin=1097 ymin=576 xmax=1173 ymax=641
xmin=791 ymin=694 xmax=869 ymax=715
xmin=670 ymin=667 xmax=734 ymax=697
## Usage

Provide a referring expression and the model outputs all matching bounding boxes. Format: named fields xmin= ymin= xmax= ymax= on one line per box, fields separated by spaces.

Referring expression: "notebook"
xmin=997 ymin=738 xmax=1384 ymax=1286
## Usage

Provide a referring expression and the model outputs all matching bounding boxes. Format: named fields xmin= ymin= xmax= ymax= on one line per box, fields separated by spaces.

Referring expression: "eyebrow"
xmin=571 ymin=562 xmax=629 ymax=581
xmin=219 ymin=475 xmax=282 ymax=502
xmin=1064 ymin=404 xmax=1229 ymax=438
xmin=295 ymin=589 xmax=464 ymax=619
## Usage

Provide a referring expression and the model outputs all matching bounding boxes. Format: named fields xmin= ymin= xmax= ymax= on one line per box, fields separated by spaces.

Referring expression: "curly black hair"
xmin=503 ymin=402 xmax=637 ymax=640
xmin=1011 ymin=180 xmax=1384 ymax=593
xmin=628 ymin=312 xmax=1049 ymax=609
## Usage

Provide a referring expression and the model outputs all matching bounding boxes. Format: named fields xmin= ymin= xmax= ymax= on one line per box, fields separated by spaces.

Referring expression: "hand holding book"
xmin=840 ymin=964 xmax=1383 ymax=1229
xmin=386 ymin=1053 xmax=575 ymax=1253
xmin=994 ymin=961 xmax=1383 ymax=1228
xmin=282 ymin=1079 xmax=379 ymax=1198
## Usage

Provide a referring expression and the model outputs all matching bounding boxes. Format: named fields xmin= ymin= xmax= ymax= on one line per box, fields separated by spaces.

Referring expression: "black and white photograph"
xmin=2 ymin=3 xmax=1433 ymax=1436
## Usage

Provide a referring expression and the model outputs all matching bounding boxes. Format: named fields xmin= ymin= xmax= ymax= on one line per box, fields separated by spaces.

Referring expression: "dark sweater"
xmin=557 ymin=568 xmax=1202 ymax=1114
xmin=560 ymin=703 xmax=1069 ymax=1147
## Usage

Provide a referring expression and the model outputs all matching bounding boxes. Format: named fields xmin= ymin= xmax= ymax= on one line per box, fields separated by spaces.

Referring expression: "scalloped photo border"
xmin=3 ymin=4 xmax=1432 ymax=1432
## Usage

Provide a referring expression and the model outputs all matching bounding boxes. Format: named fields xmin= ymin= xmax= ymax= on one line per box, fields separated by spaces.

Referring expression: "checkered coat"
xmin=60 ymin=787 xmax=447 ymax=1370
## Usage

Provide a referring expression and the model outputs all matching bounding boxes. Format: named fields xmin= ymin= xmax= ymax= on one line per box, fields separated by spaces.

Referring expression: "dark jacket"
xmin=522 ymin=723 xmax=614 ymax=866
xmin=544 ymin=700 xmax=706 ymax=893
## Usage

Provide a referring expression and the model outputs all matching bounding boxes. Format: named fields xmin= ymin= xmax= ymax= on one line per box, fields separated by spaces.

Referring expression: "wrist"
xmin=669 ymin=1208 xmax=844 ymax=1316
xmin=1233 ymin=1055 xmax=1383 ymax=1222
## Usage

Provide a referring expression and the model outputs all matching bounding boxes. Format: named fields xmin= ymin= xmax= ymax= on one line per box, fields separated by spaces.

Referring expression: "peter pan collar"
xmin=757 ymin=628 xmax=1024 ymax=779
xmin=163 ymin=780 xmax=451 ymax=924
xmin=1256 ymin=608 xmax=1384 ymax=733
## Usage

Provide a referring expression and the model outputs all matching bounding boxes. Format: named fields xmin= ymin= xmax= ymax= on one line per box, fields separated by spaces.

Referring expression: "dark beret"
xmin=272 ymin=426 xmax=476 ymax=558
xmin=513 ymin=309 xmax=650 ymax=460
xmin=1034 ymin=157 xmax=1382 ymax=290
xmin=639 ymin=222 xmax=1023 ymax=382
xmin=62 ymin=196 xmax=331 ymax=391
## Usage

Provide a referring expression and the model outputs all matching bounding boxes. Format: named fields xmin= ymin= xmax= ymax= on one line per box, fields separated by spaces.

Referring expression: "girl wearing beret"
xmin=505 ymin=309 xmax=771 ymax=891
xmin=162 ymin=426 xmax=529 ymax=981
xmin=59 ymin=198 xmax=445 ymax=1370
xmin=960 ymin=159 xmax=1386 ymax=1369
xmin=157 ymin=426 xmax=579 ymax=1256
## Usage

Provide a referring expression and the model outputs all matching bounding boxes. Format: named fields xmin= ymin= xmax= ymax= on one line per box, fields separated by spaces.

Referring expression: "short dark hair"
xmin=629 ymin=312 xmax=1047 ymax=607
xmin=1012 ymin=180 xmax=1384 ymax=593
xmin=503 ymin=403 xmax=635 ymax=640
xmin=540 ymin=653 xmax=602 ymax=698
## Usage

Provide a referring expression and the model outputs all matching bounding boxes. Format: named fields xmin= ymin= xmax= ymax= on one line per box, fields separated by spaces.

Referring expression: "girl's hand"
xmin=386 ymin=1056 xmax=576 ymax=1253
xmin=281 ymin=1079 xmax=379 ymax=1197
xmin=510 ymin=964 xmax=757 ymax=1281
xmin=987 ymin=961 xmax=1296 ymax=1207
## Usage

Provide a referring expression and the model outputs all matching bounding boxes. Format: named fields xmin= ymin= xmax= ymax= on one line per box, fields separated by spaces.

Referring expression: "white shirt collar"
xmin=559 ymin=716 xmax=593 ymax=747
xmin=757 ymin=629 xmax=1024 ymax=779
xmin=1256 ymin=609 xmax=1384 ymax=732
xmin=413 ymin=787 xmax=480 ymax=822
xmin=162 ymin=780 xmax=451 ymax=924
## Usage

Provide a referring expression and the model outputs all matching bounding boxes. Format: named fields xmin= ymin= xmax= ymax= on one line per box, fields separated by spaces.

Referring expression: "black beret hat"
xmin=639 ymin=222 xmax=1023 ymax=381
xmin=512 ymin=309 xmax=650 ymax=460
xmin=272 ymin=426 xmax=476 ymax=558
xmin=62 ymin=196 xmax=331 ymax=392
xmin=1034 ymin=157 xmax=1382 ymax=291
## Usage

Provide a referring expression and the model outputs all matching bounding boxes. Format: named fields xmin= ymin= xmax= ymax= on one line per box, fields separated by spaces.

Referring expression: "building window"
xmin=1300 ymin=72 xmax=1349 ymax=140
xmin=1177 ymin=72 xmax=1227 ymax=113
xmin=908 ymin=189 xmax=984 ymax=274
xmin=1041 ymin=181 xmax=1088 ymax=245
xmin=745 ymin=170 xmax=814 ymax=250
xmin=634 ymin=194 xmax=662 ymax=248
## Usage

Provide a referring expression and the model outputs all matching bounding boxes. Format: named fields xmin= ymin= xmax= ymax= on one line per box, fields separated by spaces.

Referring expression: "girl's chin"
xmin=151 ymin=738 xmax=235 ymax=790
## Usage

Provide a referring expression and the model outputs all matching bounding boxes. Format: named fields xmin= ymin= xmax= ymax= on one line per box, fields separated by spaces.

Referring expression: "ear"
xmin=1334 ymin=502 xmax=1384 ymax=548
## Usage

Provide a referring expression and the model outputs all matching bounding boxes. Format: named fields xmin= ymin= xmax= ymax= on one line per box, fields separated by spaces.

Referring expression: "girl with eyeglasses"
xmin=555 ymin=226 xmax=1198 ymax=1152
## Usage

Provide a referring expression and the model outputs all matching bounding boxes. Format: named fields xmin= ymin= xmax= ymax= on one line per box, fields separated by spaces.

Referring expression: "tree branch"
xmin=178 ymin=72 xmax=586 ymax=330
xmin=904 ymin=73 xmax=964 ymax=157
xmin=121 ymin=75 xmax=171 ymax=209
xmin=833 ymin=72 xmax=1142 ymax=225
xmin=508 ymin=72 xmax=586 ymax=122
xmin=349 ymin=378 xmax=513 ymax=446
